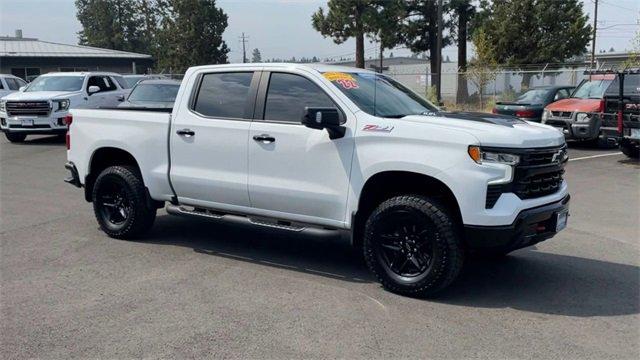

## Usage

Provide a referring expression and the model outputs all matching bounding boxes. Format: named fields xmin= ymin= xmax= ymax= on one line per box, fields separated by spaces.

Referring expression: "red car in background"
xmin=542 ymin=74 xmax=616 ymax=146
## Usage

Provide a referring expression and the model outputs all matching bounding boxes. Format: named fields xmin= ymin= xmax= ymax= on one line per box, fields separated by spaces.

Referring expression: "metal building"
xmin=1 ymin=30 xmax=153 ymax=81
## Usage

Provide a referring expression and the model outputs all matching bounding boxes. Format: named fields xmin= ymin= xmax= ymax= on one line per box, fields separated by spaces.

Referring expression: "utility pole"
xmin=436 ymin=0 xmax=443 ymax=103
xmin=590 ymin=0 xmax=599 ymax=70
xmin=239 ymin=33 xmax=249 ymax=63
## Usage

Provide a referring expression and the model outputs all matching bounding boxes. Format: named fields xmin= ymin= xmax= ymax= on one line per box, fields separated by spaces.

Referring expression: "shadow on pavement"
xmin=146 ymin=215 xmax=639 ymax=317
xmin=146 ymin=214 xmax=372 ymax=283
xmin=435 ymin=249 xmax=640 ymax=317
xmin=17 ymin=135 xmax=66 ymax=145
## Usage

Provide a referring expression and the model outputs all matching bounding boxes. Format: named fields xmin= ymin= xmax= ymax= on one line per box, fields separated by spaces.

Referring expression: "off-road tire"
xmin=92 ymin=165 xmax=156 ymax=239
xmin=620 ymin=142 xmax=639 ymax=159
xmin=363 ymin=195 xmax=464 ymax=297
xmin=5 ymin=132 xmax=27 ymax=143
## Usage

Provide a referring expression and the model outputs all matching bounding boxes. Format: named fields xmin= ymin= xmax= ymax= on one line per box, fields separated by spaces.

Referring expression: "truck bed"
xmin=68 ymin=108 xmax=175 ymax=201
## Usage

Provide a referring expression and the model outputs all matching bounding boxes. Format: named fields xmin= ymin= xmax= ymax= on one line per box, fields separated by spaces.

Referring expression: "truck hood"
xmin=1 ymin=91 xmax=81 ymax=101
xmin=545 ymin=98 xmax=601 ymax=112
xmin=401 ymin=112 xmax=565 ymax=148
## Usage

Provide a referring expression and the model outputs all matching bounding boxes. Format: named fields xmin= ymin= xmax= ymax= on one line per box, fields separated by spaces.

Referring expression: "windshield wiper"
xmin=383 ymin=114 xmax=410 ymax=118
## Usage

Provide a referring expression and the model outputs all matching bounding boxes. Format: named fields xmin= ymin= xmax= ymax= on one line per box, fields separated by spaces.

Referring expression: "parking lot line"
xmin=569 ymin=152 xmax=623 ymax=162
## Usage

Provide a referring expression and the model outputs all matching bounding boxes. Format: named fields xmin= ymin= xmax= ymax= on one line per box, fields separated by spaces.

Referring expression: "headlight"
xmin=541 ymin=109 xmax=549 ymax=123
xmin=55 ymin=99 xmax=70 ymax=112
xmin=575 ymin=112 xmax=590 ymax=123
xmin=468 ymin=146 xmax=520 ymax=166
xmin=0 ymin=100 xmax=6 ymax=113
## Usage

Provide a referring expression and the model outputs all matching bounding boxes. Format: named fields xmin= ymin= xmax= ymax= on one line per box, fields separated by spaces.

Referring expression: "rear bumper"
xmin=464 ymin=194 xmax=570 ymax=251
xmin=64 ymin=161 xmax=82 ymax=188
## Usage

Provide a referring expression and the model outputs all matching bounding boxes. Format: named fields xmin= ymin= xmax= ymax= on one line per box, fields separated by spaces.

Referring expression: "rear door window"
xmin=193 ymin=72 xmax=254 ymax=119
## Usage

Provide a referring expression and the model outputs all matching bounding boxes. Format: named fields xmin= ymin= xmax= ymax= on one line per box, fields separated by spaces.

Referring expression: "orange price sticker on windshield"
xmin=323 ymin=72 xmax=355 ymax=82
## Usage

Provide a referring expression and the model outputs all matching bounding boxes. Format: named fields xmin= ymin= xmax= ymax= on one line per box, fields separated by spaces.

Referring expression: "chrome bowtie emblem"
xmin=551 ymin=149 xmax=566 ymax=163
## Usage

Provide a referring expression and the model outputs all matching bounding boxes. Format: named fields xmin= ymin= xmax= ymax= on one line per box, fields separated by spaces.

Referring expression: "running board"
xmin=165 ymin=204 xmax=339 ymax=234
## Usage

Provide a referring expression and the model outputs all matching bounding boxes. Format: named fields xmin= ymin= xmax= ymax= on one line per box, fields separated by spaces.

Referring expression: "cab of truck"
xmin=541 ymin=74 xmax=615 ymax=144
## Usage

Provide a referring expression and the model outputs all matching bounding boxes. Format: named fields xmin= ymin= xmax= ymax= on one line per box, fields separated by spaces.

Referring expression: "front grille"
xmin=484 ymin=146 xmax=566 ymax=207
xmin=551 ymin=111 xmax=573 ymax=119
xmin=6 ymin=101 xmax=50 ymax=117
xmin=514 ymin=169 xmax=564 ymax=199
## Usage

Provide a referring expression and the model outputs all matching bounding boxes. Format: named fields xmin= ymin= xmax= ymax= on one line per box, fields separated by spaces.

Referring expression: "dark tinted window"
xmin=194 ymin=72 xmax=253 ymax=118
xmin=264 ymin=73 xmax=335 ymax=123
xmin=6 ymin=78 xmax=20 ymax=90
xmin=605 ymin=74 xmax=640 ymax=96
xmin=87 ymin=76 xmax=117 ymax=92
xmin=0 ymin=78 xmax=4 ymax=89
xmin=129 ymin=84 xmax=180 ymax=102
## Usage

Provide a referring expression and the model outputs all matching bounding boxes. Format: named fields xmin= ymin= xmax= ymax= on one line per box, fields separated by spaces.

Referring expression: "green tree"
xmin=312 ymin=0 xmax=379 ymax=68
xmin=477 ymin=0 xmax=591 ymax=87
xmin=369 ymin=0 xmax=405 ymax=71
xmin=251 ymin=48 xmax=262 ymax=63
xmin=156 ymin=0 xmax=229 ymax=73
xmin=402 ymin=0 xmax=452 ymax=85
xmin=76 ymin=0 xmax=144 ymax=52
xmin=451 ymin=0 xmax=475 ymax=102
xmin=467 ymin=28 xmax=498 ymax=109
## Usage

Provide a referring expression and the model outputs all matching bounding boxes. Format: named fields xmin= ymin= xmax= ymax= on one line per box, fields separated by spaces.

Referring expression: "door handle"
xmin=253 ymin=134 xmax=275 ymax=143
xmin=176 ymin=129 xmax=195 ymax=137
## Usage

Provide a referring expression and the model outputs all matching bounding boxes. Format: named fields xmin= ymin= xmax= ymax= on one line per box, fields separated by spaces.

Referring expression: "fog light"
xmin=0 ymin=118 xmax=6 ymax=126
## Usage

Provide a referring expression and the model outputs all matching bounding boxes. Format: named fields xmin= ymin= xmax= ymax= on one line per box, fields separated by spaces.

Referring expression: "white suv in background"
xmin=0 ymin=72 xmax=130 ymax=142
xmin=0 ymin=74 xmax=28 ymax=98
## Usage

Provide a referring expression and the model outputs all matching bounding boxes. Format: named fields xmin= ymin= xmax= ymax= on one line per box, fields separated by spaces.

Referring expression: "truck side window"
xmin=87 ymin=76 xmax=116 ymax=93
xmin=194 ymin=72 xmax=253 ymax=119
xmin=264 ymin=73 xmax=334 ymax=123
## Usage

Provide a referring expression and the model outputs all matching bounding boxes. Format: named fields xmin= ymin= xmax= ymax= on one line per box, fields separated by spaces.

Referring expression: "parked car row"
xmin=491 ymin=70 xmax=640 ymax=153
xmin=0 ymin=72 xmax=180 ymax=142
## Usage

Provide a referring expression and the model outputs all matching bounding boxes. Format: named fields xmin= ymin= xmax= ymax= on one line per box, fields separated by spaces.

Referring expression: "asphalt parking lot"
xmin=1 ymin=135 xmax=638 ymax=359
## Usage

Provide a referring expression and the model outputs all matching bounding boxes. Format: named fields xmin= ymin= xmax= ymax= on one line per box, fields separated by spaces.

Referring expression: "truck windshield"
xmin=128 ymin=83 xmax=180 ymax=102
xmin=26 ymin=76 xmax=84 ymax=92
xmin=571 ymin=78 xmax=613 ymax=99
xmin=323 ymin=72 xmax=438 ymax=118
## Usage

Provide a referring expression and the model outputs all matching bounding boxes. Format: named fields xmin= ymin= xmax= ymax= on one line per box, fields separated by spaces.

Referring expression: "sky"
xmin=0 ymin=0 xmax=638 ymax=64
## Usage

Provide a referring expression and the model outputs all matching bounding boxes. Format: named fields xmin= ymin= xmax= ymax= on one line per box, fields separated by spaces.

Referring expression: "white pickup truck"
xmin=65 ymin=63 xmax=570 ymax=296
xmin=0 ymin=72 xmax=130 ymax=142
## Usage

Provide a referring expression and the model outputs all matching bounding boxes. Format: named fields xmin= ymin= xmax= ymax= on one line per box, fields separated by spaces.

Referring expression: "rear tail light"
xmin=64 ymin=114 xmax=72 ymax=150
xmin=515 ymin=109 xmax=535 ymax=118
xmin=491 ymin=108 xmax=498 ymax=114
xmin=617 ymin=110 xmax=623 ymax=134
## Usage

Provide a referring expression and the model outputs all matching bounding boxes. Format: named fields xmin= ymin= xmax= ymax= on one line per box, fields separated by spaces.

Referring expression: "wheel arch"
xmin=352 ymin=171 xmax=462 ymax=248
xmin=84 ymin=147 xmax=141 ymax=202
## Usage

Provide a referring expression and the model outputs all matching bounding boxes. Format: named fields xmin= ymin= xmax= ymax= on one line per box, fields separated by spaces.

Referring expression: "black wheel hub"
xmin=97 ymin=180 xmax=131 ymax=225
xmin=375 ymin=211 xmax=435 ymax=277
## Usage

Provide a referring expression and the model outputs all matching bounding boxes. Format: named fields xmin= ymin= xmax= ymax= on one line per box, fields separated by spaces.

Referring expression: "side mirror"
xmin=302 ymin=107 xmax=345 ymax=139
xmin=19 ymin=86 xmax=27 ymax=92
xmin=117 ymin=94 xmax=125 ymax=102
xmin=88 ymin=86 xmax=100 ymax=95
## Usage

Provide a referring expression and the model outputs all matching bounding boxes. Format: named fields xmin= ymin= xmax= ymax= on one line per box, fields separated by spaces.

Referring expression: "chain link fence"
xmin=386 ymin=65 xmax=591 ymax=112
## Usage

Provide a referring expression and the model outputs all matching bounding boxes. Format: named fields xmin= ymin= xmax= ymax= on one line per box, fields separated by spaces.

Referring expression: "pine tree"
xmin=477 ymin=0 xmax=591 ymax=87
xmin=251 ymin=48 xmax=262 ymax=63
xmin=402 ymin=0 xmax=452 ymax=78
xmin=156 ymin=0 xmax=229 ymax=73
xmin=312 ymin=0 xmax=379 ymax=68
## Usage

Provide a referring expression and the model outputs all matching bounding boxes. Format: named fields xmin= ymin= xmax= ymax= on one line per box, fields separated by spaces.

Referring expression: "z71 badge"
xmin=363 ymin=124 xmax=394 ymax=133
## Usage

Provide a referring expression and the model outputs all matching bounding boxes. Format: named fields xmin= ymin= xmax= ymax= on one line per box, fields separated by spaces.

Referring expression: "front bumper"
xmin=0 ymin=113 xmax=69 ymax=134
xmin=464 ymin=194 xmax=570 ymax=251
